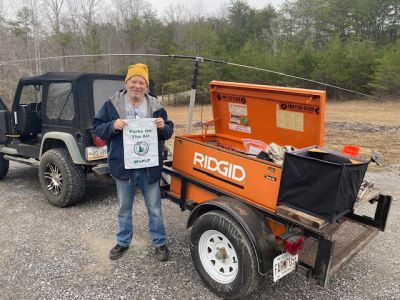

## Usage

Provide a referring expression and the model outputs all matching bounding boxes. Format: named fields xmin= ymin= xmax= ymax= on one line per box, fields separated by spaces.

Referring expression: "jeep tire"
xmin=0 ymin=154 xmax=9 ymax=179
xmin=39 ymin=148 xmax=85 ymax=207
xmin=190 ymin=210 xmax=260 ymax=299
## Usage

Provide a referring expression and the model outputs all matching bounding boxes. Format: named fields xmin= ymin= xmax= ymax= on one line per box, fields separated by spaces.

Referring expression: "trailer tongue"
xmin=161 ymin=81 xmax=391 ymax=299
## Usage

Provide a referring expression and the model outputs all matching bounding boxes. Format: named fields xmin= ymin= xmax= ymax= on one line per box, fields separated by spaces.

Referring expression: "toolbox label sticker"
xmin=229 ymin=103 xmax=247 ymax=115
xmin=229 ymin=123 xmax=251 ymax=133
xmin=230 ymin=114 xmax=249 ymax=126
xmin=230 ymin=114 xmax=241 ymax=124
xmin=217 ymin=94 xmax=246 ymax=104
xmin=276 ymin=104 xmax=304 ymax=132
xmin=229 ymin=103 xmax=249 ymax=126
xmin=193 ymin=152 xmax=246 ymax=183
xmin=265 ymin=175 xmax=277 ymax=181
xmin=280 ymin=103 xmax=319 ymax=114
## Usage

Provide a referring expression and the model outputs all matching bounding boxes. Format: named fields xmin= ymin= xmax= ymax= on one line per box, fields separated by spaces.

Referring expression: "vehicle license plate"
xmin=86 ymin=145 xmax=107 ymax=161
xmin=273 ymin=252 xmax=298 ymax=282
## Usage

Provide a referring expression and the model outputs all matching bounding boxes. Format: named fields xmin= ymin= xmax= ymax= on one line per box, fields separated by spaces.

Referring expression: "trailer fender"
xmin=187 ymin=196 xmax=280 ymax=274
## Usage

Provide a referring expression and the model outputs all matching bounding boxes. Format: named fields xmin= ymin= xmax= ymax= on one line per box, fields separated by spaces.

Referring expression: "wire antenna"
xmin=0 ymin=53 xmax=384 ymax=101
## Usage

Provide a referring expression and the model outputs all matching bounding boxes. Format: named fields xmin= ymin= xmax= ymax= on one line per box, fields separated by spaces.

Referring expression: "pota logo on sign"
xmin=134 ymin=141 xmax=150 ymax=156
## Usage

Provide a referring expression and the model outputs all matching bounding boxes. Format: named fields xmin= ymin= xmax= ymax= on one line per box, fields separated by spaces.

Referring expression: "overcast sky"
xmin=151 ymin=0 xmax=284 ymax=12
xmin=152 ymin=0 xmax=284 ymax=16
xmin=4 ymin=0 xmax=285 ymax=18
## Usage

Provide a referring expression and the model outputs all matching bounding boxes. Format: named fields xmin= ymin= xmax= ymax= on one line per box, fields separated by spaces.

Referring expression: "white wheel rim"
xmin=44 ymin=162 xmax=63 ymax=195
xmin=198 ymin=229 xmax=239 ymax=284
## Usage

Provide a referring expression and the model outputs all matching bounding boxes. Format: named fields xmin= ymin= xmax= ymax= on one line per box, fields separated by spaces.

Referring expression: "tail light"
xmin=280 ymin=232 xmax=305 ymax=255
xmin=92 ymin=135 xmax=106 ymax=147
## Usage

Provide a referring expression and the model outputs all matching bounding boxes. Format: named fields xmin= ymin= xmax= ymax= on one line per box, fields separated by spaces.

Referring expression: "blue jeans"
xmin=114 ymin=169 xmax=166 ymax=248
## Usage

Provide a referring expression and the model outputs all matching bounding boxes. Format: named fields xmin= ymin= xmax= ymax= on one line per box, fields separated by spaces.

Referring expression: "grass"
xmin=324 ymin=100 xmax=400 ymax=171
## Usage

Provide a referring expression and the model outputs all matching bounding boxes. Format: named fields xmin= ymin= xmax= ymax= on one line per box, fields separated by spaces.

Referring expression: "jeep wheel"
xmin=39 ymin=148 xmax=85 ymax=207
xmin=0 ymin=154 xmax=9 ymax=179
xmin=190 ymin=211 xmax=260 ymax=299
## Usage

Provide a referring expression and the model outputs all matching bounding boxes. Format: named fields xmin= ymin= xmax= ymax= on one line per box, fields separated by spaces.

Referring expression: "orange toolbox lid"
xmin=209 ymin=81 xmax=326 ymax=148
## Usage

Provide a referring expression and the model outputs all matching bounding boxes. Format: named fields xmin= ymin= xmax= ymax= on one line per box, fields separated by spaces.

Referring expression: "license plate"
xmin=86 ymin=145 xmax=107 ymax=161
xmin=273 ymin=252 xmax=298 ymax=282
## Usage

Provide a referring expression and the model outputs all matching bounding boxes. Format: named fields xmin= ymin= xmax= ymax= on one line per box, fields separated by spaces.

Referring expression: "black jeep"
xmin=0 ymin=72 xmax=125 ymax=207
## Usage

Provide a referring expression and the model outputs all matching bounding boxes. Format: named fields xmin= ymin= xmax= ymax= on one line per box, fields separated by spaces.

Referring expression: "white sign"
xmin=123 ymin=118 xmax=159 ymax=169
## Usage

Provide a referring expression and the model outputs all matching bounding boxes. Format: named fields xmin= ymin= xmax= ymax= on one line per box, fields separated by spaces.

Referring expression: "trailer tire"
xmin=190 ymin=210 xmax=259 ymax=299
xmin=0 ymin=154 xmax=9 ymax=179
xmin=39 ymin=148 xmax=85 ymax=207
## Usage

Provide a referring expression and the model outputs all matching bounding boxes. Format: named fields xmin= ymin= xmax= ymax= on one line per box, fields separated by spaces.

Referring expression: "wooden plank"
xmin=276 ymin=205 xmax=328 ymax=229
xmin=357 ymin=188 xmax=380 ymax=204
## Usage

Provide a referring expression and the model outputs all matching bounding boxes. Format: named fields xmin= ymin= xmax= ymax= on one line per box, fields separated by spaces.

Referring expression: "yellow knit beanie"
xmin=125 ymin=63 xmax=149 ymax=85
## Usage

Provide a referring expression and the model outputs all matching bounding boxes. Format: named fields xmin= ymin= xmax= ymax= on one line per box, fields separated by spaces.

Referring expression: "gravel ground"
xmin=0 ymin=162 xmax=399 ymax=300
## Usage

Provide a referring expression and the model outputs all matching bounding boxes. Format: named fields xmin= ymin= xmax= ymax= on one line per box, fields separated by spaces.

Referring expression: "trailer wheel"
xmin=39 ymin=148 xmax=85 ymax=207
xmin=0 ymin=154 xmax=9 ymax=179
xmin=190 ymin=210 xmax=259 ymax=299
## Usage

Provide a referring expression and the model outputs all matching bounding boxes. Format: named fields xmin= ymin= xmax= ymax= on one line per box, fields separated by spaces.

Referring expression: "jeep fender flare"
xmin=40 ymin=132 xmax=85 ymax=164
xmin=187 ymin=196 xmax=280 ymax=274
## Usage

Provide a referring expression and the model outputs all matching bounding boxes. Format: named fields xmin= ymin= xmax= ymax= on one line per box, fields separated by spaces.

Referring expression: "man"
xmin=93 ymin=63 xmax=174 ymax=261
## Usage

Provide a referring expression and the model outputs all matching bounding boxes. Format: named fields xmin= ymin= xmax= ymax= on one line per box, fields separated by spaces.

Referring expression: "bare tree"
xmin=162 ymin=3 xmax=190 ymax=48
xmin=113 ymin=0 xmax=153 ymax=53
xmin=0 ymin=0 xmax=4 ymax=22
xmin=29 ymin=0 xmax=42 ymax=74
xmin=80 ymin=0 xmax=103 ymax=32
xmin=162 ymin=3 xmax=189 ymax=24
xmin=63 ymin=0 xmax=84 ymax=56
xmin=44 ymin=0 xmax=69 ymax=70
xmin=79 ymin=0 xmax=103 ymax=71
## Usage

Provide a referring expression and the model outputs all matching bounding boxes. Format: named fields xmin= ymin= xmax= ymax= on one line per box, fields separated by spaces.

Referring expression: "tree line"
xmin=0 ymin=0 xmax=399 ymax=104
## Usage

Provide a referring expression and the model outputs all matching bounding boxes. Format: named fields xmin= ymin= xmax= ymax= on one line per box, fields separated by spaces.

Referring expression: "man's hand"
xmin=113 ymin=119 xmax=127 ymax=131
xmin=155 ymin=117 xmax=165 ymax=129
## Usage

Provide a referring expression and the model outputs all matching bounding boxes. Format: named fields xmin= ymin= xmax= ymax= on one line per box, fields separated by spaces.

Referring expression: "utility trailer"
xmin=161 ymin=81 xmax=391 ymax=299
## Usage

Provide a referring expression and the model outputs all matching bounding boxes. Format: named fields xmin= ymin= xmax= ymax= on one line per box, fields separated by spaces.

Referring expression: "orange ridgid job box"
xmin=170 ymin=81 xmax=326 ymax=212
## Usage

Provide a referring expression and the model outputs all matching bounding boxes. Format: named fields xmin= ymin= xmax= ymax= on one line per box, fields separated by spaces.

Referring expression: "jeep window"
xmin=20 ymin=84 xmax=42 ymax=104
xmin=46 ymin=82 xmax=74 ymax=120
xmin=93 ymin=79 xmax=125 ymax=114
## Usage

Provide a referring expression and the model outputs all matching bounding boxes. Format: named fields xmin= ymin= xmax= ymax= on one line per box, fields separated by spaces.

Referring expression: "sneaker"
xmin=109 ymin=244 xmax=129 ymax=260
xmin=155 ymin=245 xmax=169 ymax=261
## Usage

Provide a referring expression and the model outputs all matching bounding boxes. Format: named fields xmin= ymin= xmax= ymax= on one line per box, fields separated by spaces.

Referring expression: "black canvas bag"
xmin=278 ymin=146 xmax=368 ymax=223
